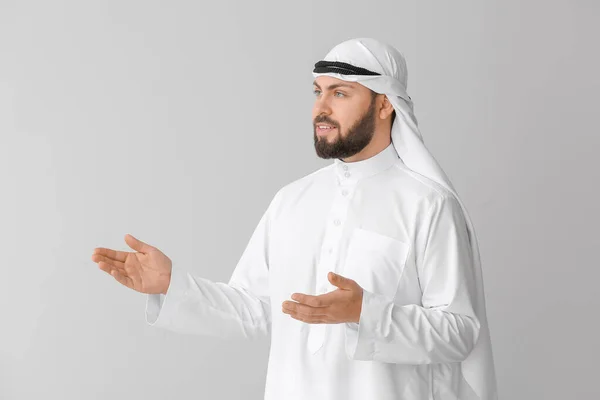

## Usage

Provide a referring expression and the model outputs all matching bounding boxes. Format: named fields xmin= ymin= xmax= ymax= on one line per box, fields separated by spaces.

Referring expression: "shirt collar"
xmin=333 ymin=142 xmax=399 ymax=183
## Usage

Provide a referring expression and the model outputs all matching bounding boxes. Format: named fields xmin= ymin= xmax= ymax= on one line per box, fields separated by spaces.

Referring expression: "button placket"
xmin=321 ymin=184 xmax=353 ymax=284
xmin=308 ymin=182 xmax=354 ymax=354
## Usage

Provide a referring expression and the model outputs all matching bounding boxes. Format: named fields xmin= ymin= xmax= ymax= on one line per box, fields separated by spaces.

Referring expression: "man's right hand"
xmin=91 ymin=234 xmax=172 ymax=295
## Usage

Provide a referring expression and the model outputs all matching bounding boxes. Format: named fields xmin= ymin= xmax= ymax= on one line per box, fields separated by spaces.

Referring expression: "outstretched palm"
xmin=91 ymin=234 xmax=172 ymax=294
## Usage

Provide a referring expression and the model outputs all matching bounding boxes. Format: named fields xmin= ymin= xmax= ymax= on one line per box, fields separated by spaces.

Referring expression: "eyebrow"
xmin=312 ymin=80 xmax=356 ymax=91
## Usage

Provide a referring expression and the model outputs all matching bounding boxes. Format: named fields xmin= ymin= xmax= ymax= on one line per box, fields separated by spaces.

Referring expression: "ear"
xmin=379 ymin=95 xmax=395 ymax=120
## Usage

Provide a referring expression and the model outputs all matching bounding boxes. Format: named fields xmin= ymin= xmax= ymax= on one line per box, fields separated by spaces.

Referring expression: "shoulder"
xmin=269 ymin=163 xmax=333 ymax=209
xmin=275 ymin=163 xmax=333 ymax=198
xmin=391 ymin=162 xmax=458 ymax=207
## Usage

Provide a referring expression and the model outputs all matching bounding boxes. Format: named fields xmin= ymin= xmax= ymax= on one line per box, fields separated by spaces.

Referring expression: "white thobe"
xmin=146 ymin=143 xmax=482 ymax=399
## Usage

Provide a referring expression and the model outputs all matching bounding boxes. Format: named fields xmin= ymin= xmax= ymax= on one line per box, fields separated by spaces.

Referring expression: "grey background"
xmin=1 ymin=1 xmax=598 ymax=399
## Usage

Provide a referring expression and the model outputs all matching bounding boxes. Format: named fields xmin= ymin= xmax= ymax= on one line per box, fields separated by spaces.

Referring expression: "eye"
xmin=312 ymin=89 xmax=346 ymax=98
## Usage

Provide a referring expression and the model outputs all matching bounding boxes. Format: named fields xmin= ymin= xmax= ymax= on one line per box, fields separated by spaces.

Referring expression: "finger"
xmin=283 ymin=301 xmax=329 ymax=318
xmin=110 ymin=268 xmax=134 ymax=289
xmin=91 ymin=254 xmax=125 ymax=270
xmin=328 ymin=271 xmax=358 ymax=290
xmin=95 ymin=257 xmax=142 ymax=291
xmin=295 ymin=304 xmax=329 ymax=318
xmin=286 ymin=312 xmax=329 ymax=324
xmin=97 ymin=261 xmax=127 ymax=277
xmin=291 ymin=292 xmax=334 ymax=307
xmin=124 ymin=234 xmax=154 ymax=254
xmin=92 ymin=247 xmax=128 ymax=263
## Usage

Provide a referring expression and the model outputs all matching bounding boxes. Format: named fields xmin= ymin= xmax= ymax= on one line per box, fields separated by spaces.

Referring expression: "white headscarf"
xmin=313 ymin=38 xmax=498 ymax=400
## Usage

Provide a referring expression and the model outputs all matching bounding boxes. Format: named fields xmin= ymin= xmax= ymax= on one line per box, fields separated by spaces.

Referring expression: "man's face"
xmin=312 ymin=76 xmax=378 ymax=160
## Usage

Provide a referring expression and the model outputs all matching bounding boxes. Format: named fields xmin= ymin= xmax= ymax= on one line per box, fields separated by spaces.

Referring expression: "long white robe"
xmin=146 ymin=143 xmax=486 ymax=399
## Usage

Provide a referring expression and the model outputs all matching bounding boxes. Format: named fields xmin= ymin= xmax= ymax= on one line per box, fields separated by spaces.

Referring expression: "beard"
xmin=313 ymin=96 xmax=377 ymax=160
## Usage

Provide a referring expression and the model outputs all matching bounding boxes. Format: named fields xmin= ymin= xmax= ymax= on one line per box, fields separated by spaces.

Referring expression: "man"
xmin=91 ymin=38 xmax=497 ymax=399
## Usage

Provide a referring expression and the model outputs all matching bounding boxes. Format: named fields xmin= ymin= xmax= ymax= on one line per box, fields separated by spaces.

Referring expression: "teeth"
xmin=319 ymin=126 xmax=334 ymax=129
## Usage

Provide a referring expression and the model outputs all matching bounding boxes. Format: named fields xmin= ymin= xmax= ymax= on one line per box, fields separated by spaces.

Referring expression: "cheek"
xmin=337 ymin=106 xmax=357 ymax=127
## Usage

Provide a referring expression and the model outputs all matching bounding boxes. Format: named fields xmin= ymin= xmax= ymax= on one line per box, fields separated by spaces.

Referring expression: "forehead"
xmin=313 ymin=76 xmax=361 ymax=90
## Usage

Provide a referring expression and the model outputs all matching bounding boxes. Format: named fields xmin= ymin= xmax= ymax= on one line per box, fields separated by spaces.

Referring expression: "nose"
xmin=313 ymin=98 xmax=332 ymax=122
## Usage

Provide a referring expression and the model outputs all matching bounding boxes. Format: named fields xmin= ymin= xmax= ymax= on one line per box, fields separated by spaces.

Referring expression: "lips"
xmin=316 ymin=125 xmax=337 ymax=135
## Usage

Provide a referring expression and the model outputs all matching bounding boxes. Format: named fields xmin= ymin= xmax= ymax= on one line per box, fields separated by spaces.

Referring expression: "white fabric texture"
xmin=147 ymin=143 xmax=490 ymax=399
xmin=312 ymin=37 xmax=498 ymax=400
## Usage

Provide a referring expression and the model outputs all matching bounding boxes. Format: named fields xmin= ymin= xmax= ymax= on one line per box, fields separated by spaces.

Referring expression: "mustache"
xmin=313 ymin=118 xmax=338 ymax=127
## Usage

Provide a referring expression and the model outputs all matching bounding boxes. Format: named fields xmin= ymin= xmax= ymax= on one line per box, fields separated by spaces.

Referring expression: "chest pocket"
xmin=341 ymin=228 xmax=410 ymax=300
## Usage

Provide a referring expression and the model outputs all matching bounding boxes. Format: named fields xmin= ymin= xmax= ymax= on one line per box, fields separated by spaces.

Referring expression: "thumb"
xmin=328 ymin=272 xmax=355 ymax=289
xmin=124 ymin=233 xmax=154 ymax=253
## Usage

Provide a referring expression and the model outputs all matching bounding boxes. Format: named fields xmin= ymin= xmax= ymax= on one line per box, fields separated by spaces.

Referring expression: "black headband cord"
xmin=312 ymin=60 xmax=381 ymax=76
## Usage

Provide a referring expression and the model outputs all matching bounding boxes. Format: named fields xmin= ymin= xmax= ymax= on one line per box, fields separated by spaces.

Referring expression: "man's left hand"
xmin=281 ymin=272 xmax=363 ymax=324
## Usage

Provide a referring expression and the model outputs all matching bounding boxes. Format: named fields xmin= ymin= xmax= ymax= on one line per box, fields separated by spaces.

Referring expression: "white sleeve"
xmin=344 ymin=193 xmax=481 ymax=364
xmin=144 ymin=189 xmax=281 ymax=340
